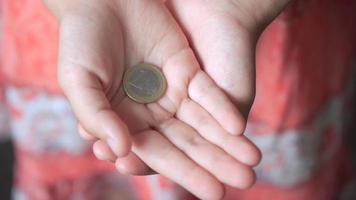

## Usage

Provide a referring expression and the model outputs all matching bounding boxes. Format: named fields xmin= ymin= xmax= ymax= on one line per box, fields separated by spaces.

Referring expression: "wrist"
xmin=42 ymin=0 xmax=114 ymax=21
xmin=42 ymin=0 xmax=73 ymax=20
xmin=230 ymin=0 xmax=292 ymax=35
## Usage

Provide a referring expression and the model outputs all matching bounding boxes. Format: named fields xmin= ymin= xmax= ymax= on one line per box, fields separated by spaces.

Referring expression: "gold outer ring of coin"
xmin=123 ymin=63 xmax=167 ymax=104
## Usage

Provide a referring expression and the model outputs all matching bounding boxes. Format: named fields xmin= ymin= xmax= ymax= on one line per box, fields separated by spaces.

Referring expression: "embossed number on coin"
xmin=123 ymin=63 xmax=167 ymax=104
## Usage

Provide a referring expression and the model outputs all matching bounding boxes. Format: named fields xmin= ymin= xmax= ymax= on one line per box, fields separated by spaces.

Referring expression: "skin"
xmin=166 ymin=0 xmax=292 ymax=117
xmin=44 ymin=0 xmax=291 ymax=199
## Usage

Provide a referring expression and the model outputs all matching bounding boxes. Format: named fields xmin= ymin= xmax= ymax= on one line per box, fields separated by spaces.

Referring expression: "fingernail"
xmin=93 ymin=146 xmax=105 ymax=161
xmin=107 ymin=137 xmax=117 ymax=155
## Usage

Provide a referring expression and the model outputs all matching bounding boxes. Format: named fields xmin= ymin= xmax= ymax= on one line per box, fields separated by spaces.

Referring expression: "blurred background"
xmin=0 ymin=138 xmax=14 ymax=200
xmin=1 ymin=0 xmax=356 ymax=200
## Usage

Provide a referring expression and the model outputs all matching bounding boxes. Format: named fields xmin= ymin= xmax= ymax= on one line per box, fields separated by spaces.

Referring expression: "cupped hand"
xmin=46 ymin=0 xmax=262 ymax=198
xmin=166 ymin=0 xmax=291 ymax=117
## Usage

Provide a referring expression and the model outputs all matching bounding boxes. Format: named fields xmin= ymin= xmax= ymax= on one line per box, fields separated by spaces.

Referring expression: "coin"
xmin=123 ymin=63 xmax=167 ymax=104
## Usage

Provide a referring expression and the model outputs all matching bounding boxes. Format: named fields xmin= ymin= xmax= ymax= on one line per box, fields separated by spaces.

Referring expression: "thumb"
xmin=55 ymin=12 xmax=130 ymax=157
xmin=58 ymin=66 xmax=131 ymax=157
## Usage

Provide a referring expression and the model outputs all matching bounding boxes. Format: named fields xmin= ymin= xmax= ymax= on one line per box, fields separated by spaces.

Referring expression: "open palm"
xmin=51 ymin=0 xmax=263 ymax=199
xmin=167 ymin=0 xmax=291 ymax=117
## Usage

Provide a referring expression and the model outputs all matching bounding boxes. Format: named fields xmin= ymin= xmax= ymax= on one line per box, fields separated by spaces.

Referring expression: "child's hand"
xmin=166 ymin=0 xmax=291 ymax=117
xmin=45 ymin=0 xmax=261 ymax=198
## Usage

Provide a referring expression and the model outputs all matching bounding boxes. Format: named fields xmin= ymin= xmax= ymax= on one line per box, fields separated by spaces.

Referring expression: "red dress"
xmin=1 ymin=0 xmax=356 ymax=199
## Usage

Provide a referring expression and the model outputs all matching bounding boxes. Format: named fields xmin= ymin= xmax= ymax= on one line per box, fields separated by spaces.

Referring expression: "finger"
xmin=188 ymin=71 xmax=246 ymax=135
xmin=59 ymin=67 xmax=131 ymax=157
xmin=132 ymin=130 xmax=225 ymax=200
xmin=93 ymin=140 xmax=117 ymax=162
xmin=114 ymin=98 xmax=153 ymax=134
xmin=158 ymin=118 xmax=256 ymax=189
xmin=78 ymin=124 xmax=97 ymax=141
xmin=116 ymin=152 xmax=156 ymax=175
xmin=177 ymin=98 xmax=261 ymax=166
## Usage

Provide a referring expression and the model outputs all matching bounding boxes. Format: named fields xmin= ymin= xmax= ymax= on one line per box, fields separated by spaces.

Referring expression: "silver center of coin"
xmin=123 ymin=63 xmax=166 ymax=104
xmin=127 ymin=68 xmax=161 ymax=97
